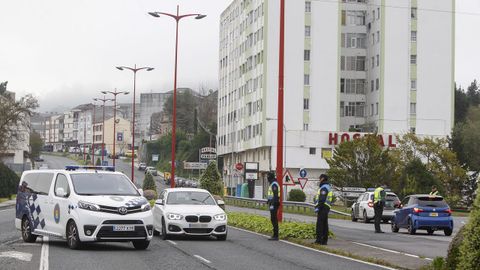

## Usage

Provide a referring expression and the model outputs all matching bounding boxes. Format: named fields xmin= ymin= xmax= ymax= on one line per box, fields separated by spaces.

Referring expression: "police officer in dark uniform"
xmin=315 ymin=174 xmax=333 ymax=245
xmin=267 ymin=172 xmax=280 ymax=241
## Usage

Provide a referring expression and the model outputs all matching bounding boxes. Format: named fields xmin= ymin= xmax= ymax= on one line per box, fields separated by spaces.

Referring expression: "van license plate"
xmin=113 ymin=225 xmax=135 ymax=231
xmin=189 ymin=224 xmax=208 ymax=228
xmin=430 ymin=213 xmax=438 ymax=217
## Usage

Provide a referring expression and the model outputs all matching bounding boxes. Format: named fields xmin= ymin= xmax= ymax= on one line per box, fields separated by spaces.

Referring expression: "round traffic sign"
xmin=235 ymin=163 xmax=244 ymax=171
xmin=299 ymin=168 xmax=307 ymax=178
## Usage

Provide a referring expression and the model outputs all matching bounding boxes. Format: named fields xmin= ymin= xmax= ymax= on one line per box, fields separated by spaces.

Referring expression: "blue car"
xmin=391 ymin=195 xmax=453 ymax=236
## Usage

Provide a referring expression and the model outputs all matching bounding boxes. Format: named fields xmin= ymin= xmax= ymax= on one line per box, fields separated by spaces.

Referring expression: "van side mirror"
xmin=155 ymin=199 xmax=163 ymax=205
xmin=56 ymin=187 xmax=67 ymax=197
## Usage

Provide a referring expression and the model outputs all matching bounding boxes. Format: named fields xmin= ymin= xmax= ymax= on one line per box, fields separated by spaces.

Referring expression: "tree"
xmin=397 ymin=158 xmax=437 ymax=198
xmin=200 ymin=161 xmax=224 ymax=197
xmin=466 ymin=80 xmax=479 ymax=107
xmin=164 ymin=90 xmax=197 ymax=134
xmin=143 ymin=173 xmax=157 ymax=192
xmin=0 ymin=82 xmax=38 ymax=154
xmin=29 ymin=131 xmax=43 ymax=159
xmin=327 ymin=134 xmax=400 ymax=188
xmin=95 ymin=158 xmax=101 ymax=166
xmin=455 ymin=86 xmax=469 ymax=124
xmin=0 ymin=162 xmax=20 ymax=198
xmin=457 ymin=186 xmax=480 ymax=270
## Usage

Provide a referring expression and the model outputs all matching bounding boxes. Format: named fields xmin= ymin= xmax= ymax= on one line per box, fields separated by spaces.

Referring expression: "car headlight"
xmin=167 ymin=213 xmax=183 ymax=220
xmin=78 ymin=201 xmax=100 ymax=211
xmin=213 ymin=214 xmax=226 ymax=221
xmin=141 ymin=203 xmax=151 ymax=212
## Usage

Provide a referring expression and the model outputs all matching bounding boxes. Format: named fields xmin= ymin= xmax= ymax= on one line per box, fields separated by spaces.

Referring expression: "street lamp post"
xmin=149 ymin=6 xmax=206 ymax=188
xmin=102 ymin=89 xmax=129 ymax=169
xmin=116 ymin=65 xmax=154 ymax=183
xmin=94 ymin=96 xmax=114 ymax=163
xmin=91 ymin=101 xmax=96 ymax=164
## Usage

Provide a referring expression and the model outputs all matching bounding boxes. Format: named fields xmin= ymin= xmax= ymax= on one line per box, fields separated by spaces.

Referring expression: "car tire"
xmin=391 ymin=221 xmax=399 ymax=233
xmin=363 ymin=210 xmax=369 ymax=223
xmin=444 ymin=228 xmax=453 ymax=236
xmin=161 ymin=219 xmax=169 ymax=240
xmin=67 ymin=221 xmax=82 ymax=250
xmin=407 ymin=219 xmax=416 ymax=235
xmin=427 ymin=229 xmax=434 ymax=235
xmin=21 ymin=216 xmax=37 ymax=243
xmin=216 ymin=234 xmax=227 ymax=241
xmin=132 ymin=240 xmax=150 ymax=250
xmin=351 ymin=210 xmax=358 ymax=222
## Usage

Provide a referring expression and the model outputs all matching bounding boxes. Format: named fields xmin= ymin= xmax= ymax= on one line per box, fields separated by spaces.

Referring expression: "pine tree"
xmin=143 ymin=173 xmax=157 ymax=191
xmin=95 ymin=158 xmax=101 ymax=166
xmin=200 ymin=161 xmax=224 ymax=197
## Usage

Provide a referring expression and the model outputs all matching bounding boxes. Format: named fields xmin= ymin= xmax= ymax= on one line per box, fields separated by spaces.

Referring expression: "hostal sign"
xmin=328 ymin=132 xmax=397 ymax=148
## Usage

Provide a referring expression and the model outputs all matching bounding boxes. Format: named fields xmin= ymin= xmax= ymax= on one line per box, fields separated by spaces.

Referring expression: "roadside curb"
xmin=0 ymin=200 xmax=16 ymax=210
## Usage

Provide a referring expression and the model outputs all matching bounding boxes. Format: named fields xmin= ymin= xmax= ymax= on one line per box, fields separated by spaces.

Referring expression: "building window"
xmin=340 ymin=78 xmax=365 ymax=94
xmin=371 ymin=104 xmax=374 ymax=116
xmin=304 ymin=74 xmax=310 ymax=85
xmin=376 ymin=78 xmax=379 ymax=90
xmin=340 ymin=101 xmax=345 ymax=117
xmin=377 ymin=8 xmax=380 ymax=19
xmin=305 ymin=25 xmax=311 ymax=37
xmin=375 ymin=102 xmax=379 ymax=115
xmin=305 ymin=1 xmax=311 ymax=13
xmin=372 ymin=10 xmax=375 ymax=21
xmin=309 ymin=147 xmax=316 ymax=155
xmin=340 ymin=56 xmax=365 ymax=71
xmin=410 ymin=103 xmax=417 ymax=114
xmin=376 ymin=54 xmax=379 ymax=66
xmin=411 ymin=31 xmax=417 ymax=42
xmin=304 ymin=50 xmax=311 ymax=61
xmin=376 ymin=31 xmax=380 ymax=43
xmin=411 ymin=7 xmax=417 ymax=19
xmin=371 ymin=80 xmax=374 ymax=92
xmin=411 ymin=80 xmax=417 ymax=90
xmin=371 ymin=57 xmax=375 ymax=68
xmin=341 ymin=33 xmax=367 ymax=48
xmin=304 ymin=98 xmax=310 ymax=110
xmin=410 ymin=55 xmax=417 ymax=64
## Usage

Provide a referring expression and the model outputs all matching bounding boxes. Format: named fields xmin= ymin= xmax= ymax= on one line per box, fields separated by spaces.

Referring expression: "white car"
xmin=351 ymin=191 xmax=400 ymax=223
xmin=15 ymin=166 xmax=154 ymax=250
xmin=153 ymin=188 xmax=227 ymax=240
xmin=145 ymin=167 xmax=158 ymax=176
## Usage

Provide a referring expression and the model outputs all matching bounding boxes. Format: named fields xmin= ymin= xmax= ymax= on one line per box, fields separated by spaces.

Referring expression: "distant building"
xmin=102 ymin=116 xmax=132 ymax=155
xmin=138 ymin=92 xmax=171 ymax=142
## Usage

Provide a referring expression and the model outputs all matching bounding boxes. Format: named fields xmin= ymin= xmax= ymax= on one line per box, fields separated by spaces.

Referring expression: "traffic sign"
xmin=152 ymin=154 xmax=159 ymax=162
xmin=200 ymin=153 xmax=217 ymax=160
xmin=117 ymin=132 xmax=123 ymax=142
xmin=282 ymin=170 xmax=295 ymax=186
xmin=297 ymin=178 xmax=308 ymax=189
xmin=235 ymin=163 xmax=244 ymax=171
xmin=299 ymin=168 xmax=307 ymax=178
xmin=245 ymin=172 xmax=258 ymax=180
xmin=184 ymin=162 xmax=208 ymax=170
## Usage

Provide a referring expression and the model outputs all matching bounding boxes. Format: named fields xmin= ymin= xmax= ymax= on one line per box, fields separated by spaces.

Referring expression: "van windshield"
xmin=71 ymin=173 xmax=139 ymax=196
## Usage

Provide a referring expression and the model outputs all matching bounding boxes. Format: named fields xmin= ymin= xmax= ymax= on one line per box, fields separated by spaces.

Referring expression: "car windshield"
xmin=385 ymin=195 xmax=399 ymax=207
xmin=417 ymin=197 xmax=448 ymax=208
xmin=167 ymin=191 xmax=216 ymax=205
xmin=71 ymin=173 xmax=139 ymax=196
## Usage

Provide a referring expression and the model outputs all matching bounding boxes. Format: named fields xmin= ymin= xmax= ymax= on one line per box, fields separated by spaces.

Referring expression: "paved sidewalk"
xmin=0 ymin=199 xmax=16 ymax=210
xmin=227 ymin=205 xmax=430 ymax=270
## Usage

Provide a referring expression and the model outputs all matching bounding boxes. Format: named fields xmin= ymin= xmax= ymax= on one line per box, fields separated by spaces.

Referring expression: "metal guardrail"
xmin=225 ymin=196 xmax=350 ymax=217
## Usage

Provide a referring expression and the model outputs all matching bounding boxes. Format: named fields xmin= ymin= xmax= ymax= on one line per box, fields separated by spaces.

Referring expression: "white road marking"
xmin=193 ymin=255 xmax=211 ymax=264
xmin=229 ymin=226 xmax=396 ymax=270
xmin=0 ymin=251 xmax=32 ymax=261
xmin=166 ymin=240 xmax=177 ymax=246
xmin=39 ymin=236 xmax=49 ymax=270
xmin=352 ymin=242 xmax=433 ymax=261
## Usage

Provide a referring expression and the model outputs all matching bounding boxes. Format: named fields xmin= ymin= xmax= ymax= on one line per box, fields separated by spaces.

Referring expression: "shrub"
xmin=143 ymin=173 xmax=157 ymax=191
xmin=95 ymin=158 xmax=101 ymax=166
xmin=143 ymin=189 xmax=157 ymax=200
xmin=0 ymin=163 xmax=19 ymax=198
xmin=445 ymin=226 xmax=465 ymax=269
xmin=288 ymin=189 xmax=306 ymax=202
xmin=227 ymin=212 xmax=334 ymax=239
xmin=457 ymin=186 xmax=480 ymax=270
xmin=200 ymin=161 xmax=224 ymax=197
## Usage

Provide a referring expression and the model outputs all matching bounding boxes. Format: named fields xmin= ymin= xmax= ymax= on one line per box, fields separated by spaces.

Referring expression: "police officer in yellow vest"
xmin=314 ymin=174 xmax=333 ymax=245
xmin=267 ymin=172 xmax=280 ymax=241
xmin=374 ymin=184 xmax=387 ymax=233
xmin=429 ymin=185 xmax=439 ymax=196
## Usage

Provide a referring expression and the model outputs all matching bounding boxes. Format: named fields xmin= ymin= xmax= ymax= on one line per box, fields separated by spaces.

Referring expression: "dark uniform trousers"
xmin=374 ymin=202 xmax=384 ymax=232
xmin=316 ymin=206 xmax=329 ymax=244
xmin=270 ymin=207 xmax=279 ymax=238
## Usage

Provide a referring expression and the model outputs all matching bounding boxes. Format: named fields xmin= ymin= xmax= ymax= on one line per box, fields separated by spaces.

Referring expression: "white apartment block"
xmin=217 ymin=0 xmax=454 ymax=197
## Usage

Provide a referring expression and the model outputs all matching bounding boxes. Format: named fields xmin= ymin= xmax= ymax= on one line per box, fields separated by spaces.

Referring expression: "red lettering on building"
xmin=353 ymin=133 xmax=361 ymax=140
xmin=388 ymin=135 xmax=396 ymax=148
xmin=378 ymin=135 xmax=385 ymax=147
xmin=329 ymin=133 xmax=338 ymax=145
xmin=341 ymin=133 xmax=350 ymax=143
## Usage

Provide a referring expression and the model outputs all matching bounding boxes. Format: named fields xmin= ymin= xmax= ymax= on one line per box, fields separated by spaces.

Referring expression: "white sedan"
xmin=152 ymin=188 xmax=227 ymax=240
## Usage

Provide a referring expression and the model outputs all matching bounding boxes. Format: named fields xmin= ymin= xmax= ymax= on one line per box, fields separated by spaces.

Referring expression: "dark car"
xmin=391 ymin=195 xmax=453 ymax=236
xmin=138 ymin=163 xmax=147 ymax=171
xmin=34 ymin=155 xmax=44 ymax=162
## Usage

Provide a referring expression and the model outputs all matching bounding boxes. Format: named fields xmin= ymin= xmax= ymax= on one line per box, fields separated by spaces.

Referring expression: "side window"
xmin=20 ymin=173 xmax=54 ymax=195
xmin=369 ymin=194 xmax=374 ymax=201
xmin=408 ymin=197 xmax=417 ymax=206
xmin=402 ymin=197 xmax=410 ymax=206
xmin=54 ymin=174 xmax=70 ymax=197
xmin=19 ymin=173 xmax=36 ymax=193
xmin=159 ymin=191 xmax=166 ymax=201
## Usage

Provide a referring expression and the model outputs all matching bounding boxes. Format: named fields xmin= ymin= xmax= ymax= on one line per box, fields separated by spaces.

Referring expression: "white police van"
xmin=15 ymin=166 xmax=154 ymax=250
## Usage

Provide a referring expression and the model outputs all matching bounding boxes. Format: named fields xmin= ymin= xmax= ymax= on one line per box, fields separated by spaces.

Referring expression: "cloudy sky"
xmin=0 ymin=0 xmax=479 ymax=112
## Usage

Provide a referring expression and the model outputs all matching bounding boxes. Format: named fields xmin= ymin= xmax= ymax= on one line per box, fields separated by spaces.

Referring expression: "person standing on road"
xmin=267 ymin=172 xmax=280 ymax=241
xmin=429 ymin=185 xmax=439 ymax=196
xmin=314 ymin=174 xmax=333 ymax=245
xmin=373 ymin=184 xmax=387 ymax=233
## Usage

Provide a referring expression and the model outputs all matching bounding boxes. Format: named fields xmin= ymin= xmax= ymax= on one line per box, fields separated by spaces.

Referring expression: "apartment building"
xmin=218 ymin=0 xmax=454 ymax=197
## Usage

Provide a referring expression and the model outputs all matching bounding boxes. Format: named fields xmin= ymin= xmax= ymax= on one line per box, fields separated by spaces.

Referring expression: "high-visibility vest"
xmin=429 ymin=190 xmax=439 ymax=196
xmin=374 ymin=187 xmax=384 ymax=203
xmin=315 ymin=184 xmax=333 ymax=208
xmin=267 ymin=181 xmax=279 ymax=200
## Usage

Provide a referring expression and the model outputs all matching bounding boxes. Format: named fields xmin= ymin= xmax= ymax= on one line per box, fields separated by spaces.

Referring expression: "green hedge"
xmin=0 ymin=163 xmax=19 ymax=198
xmin=227 ymin=212 xmax=334 ymax=239
xmin=288 ymin=189 xmax=306 ymax=202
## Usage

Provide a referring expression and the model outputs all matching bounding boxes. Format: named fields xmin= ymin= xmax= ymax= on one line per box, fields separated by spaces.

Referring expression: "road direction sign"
xmin=282 ymin=170 xmax=295 ymax=186
xmin=184 ymin=162 xmax=208 ymax=170
xmin=245 ymin=172 xmax=258 ymax=180
xmin=152 ymin=154 xmax=159 ymax=162
xmin=342 ymin=192 xmax=363 ymax=198
xmin=342 ymin=187 xmax=366 ymax=192
xmin=298 ymin=178 xmax=308 ymax=189
xmin=299 ymin=168 xmax=307 ymax=178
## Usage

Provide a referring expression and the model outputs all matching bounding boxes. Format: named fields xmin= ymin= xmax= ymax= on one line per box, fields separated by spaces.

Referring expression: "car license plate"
xmin=189 ymin=223 xmax=208 ymax=228
xmin=113 ymin=225 xmax=135 ymax=231
xmin=430 ymin=213 xmax=438 ymax=217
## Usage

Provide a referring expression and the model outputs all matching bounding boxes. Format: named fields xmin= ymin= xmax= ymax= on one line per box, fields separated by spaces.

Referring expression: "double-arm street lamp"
xmin=116 ymin=65 xmax=154 ymax=183
xmin=93 ymin=96 xmax=114 ymax=163
xmin=102 ymin=89 xmax=129 ymax=169
xmin=149 ymin=6 xmax=206 ymax=188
